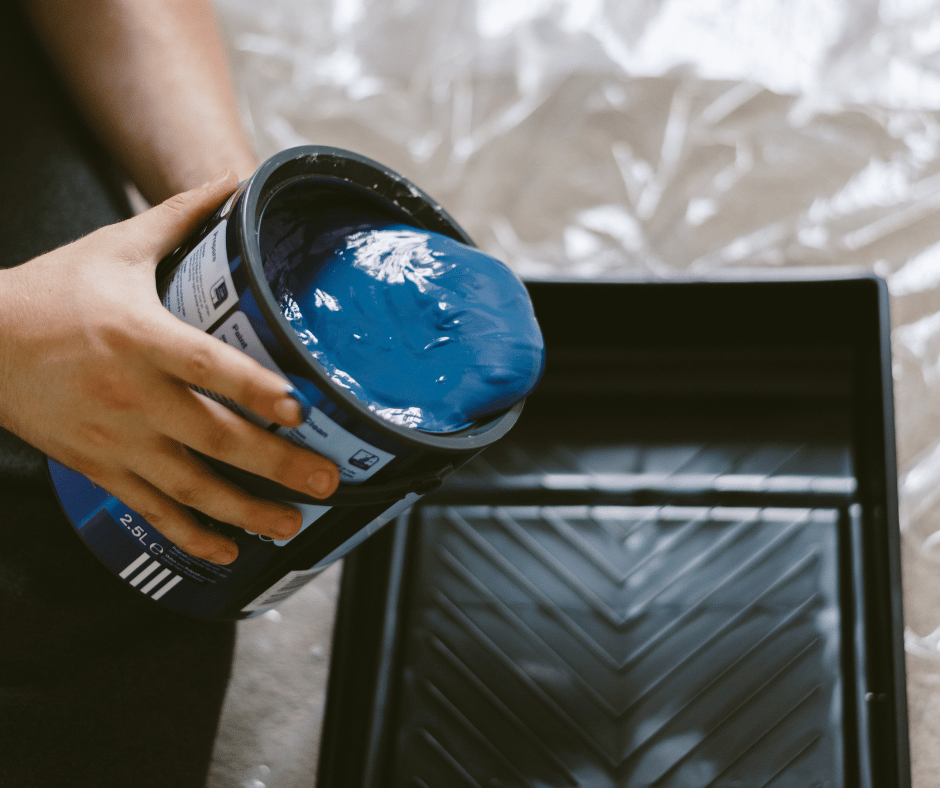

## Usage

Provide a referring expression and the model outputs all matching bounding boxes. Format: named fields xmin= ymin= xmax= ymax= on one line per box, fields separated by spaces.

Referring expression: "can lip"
xmin=235 ymin=145 xmax=524 ymax=452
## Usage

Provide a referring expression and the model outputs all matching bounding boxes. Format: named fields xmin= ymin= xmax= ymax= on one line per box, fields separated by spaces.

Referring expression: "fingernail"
xmin=285 ymin=385 xmax=313 ymax=422
xmin=203 ymin=169 xmax=231 ymax=189
xmin=209 ymin=546 xmax=237 ymax=565
xmin=273 ymin=512 xmax=302 ymax=539
xmin=308 ymin=469 xmax=336 ymax=497
xmin=273 ymin=396 xmax=302 ymax=425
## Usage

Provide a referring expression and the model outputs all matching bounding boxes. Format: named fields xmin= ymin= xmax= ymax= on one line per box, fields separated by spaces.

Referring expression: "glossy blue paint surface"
xmin=260 ymin=191 xmax=544 ymax=432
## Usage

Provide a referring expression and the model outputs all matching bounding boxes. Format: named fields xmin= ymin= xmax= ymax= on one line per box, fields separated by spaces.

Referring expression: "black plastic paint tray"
xmin=317 ymin=276 xmax=910 ymax=788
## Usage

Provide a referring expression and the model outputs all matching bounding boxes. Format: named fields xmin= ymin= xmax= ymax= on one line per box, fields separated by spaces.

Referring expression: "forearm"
xmin=24 ymin=0 xmax=258 ymax=204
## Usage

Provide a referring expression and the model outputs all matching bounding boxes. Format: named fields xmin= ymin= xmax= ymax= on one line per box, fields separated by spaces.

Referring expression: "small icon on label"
xmin=349 ymin=449 xmax=380 ymax=471
xmin=210 ymin=278 xmax=228 ymax=309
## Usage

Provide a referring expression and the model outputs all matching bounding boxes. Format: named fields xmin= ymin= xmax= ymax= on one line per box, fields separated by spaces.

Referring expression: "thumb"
xmin=125 ymin=170 xmax=239 ymax=261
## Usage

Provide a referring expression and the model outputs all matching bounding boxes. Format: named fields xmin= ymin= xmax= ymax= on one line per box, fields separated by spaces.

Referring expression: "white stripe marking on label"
xmin=151 ymin=574 xmax=183 ymax=600
xmin=140 ymin=568 xmax=172 ymax=595
xmin=119 ymin=553 xmax=149 ymax=579
xmin=129 ymin=561 xmax=161 ymax=587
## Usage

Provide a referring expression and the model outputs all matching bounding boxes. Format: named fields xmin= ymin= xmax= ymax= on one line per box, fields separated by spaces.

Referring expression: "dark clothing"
xmin=0 ymin=2 xmax=235 ymax=786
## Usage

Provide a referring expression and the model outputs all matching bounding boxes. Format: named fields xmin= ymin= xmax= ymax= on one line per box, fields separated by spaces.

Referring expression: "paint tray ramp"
xmin=316 ymin=277 xmax=910 ymax=788
xmin=385 ymin=502 xmax=843 ymax=787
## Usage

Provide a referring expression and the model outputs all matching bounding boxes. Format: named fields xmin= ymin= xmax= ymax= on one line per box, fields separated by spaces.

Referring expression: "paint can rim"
xmin=234 ymin=145 xmax=525 ymax=454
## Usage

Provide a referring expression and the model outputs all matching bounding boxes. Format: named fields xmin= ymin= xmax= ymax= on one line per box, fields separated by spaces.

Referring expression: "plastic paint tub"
xmin=46 ymin=146 xmax=526 ymax=620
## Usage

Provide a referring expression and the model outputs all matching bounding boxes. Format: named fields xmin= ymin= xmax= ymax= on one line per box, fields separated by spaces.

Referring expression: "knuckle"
xmin=81 ymin=368 xmax=141 ymax=412
xmin=172 ymin=482 xmax=203 ymax=509
xmin=137 ymin=507 xmax=168 ymax=529
xmin=175 ymin=536 xmax=207 ymax=557
xmin=204 ymin=423 xmax=237 ymax=458
xmin=179 ymin=532 xmax=231 ymax=562
xmin=202 ymin=482 xmax=254 ymax=528
xmin=173 ymin=536 xmax=210 ymax=560
xmin=96 ymin=319 xmax=131 ymax=350
xmin=222 ymin=360 xmax=265 ymax=410
xmin=99 ymin=316 xmax=153 ymax=353
xmin=238 ymin=377 xmax=266 ymax=411
xmin=77 ymin=422 xmax=120 ymax=451
xmin=244 ymin=510 xmax=269 ymax=532
xmin=140 ymin=508 xmax=208 ymax=557
xmin=161 ymin=193 xmax=190 ymax=219
xmin=234 ymin=497 xmax=265 ymax=530
xmin=186 ymin=345 xmax=217 ymax=385
xmin=270 ymin=445 xmax=300 ymax=486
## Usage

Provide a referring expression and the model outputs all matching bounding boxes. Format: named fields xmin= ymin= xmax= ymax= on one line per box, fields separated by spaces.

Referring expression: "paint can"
xmin=47 ymin=146 xmax=525 ymax=619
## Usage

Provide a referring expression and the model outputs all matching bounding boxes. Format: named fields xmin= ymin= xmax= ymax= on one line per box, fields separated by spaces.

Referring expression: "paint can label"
xmin=159 ymin=223 xmax=398 ymax=482
xmin=161 ymin=220 xmax=238 ymax=332
xmin=48 ymin=210 xmax=413 ymax=618
xmin=49 ymin=457 xmax=417 ymax=617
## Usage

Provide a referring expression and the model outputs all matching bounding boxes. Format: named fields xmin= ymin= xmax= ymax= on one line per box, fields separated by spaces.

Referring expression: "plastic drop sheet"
xmin=208 ymin=0 xmax=940 ymax=785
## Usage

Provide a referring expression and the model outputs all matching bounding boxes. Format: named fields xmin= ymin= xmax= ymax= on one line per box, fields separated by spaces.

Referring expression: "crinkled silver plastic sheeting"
xmin=211 ymin=0 xmax=940 ymax=784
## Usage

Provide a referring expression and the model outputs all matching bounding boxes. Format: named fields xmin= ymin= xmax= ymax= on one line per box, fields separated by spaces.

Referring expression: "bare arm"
xmin=24 ymin=0 xmax=258 ymax=203
xmin=0 ymin=1 xmax=341 ymax=563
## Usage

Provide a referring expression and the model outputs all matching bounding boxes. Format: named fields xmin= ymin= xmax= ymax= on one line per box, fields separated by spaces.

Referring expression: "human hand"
xmin=0 ymin=171 xmax=339 ymax=564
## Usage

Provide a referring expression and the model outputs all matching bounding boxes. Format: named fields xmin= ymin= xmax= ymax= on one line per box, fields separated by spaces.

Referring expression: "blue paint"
xmin=260 ymin=190 xmax=544 ymax=432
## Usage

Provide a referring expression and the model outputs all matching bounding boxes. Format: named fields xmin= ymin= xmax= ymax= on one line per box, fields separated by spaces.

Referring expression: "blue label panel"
xmin=48 ymin=459 xmax=308 ymax=618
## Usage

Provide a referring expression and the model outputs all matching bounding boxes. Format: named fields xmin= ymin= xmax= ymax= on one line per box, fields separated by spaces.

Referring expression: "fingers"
xmin=93 ymin=470 xmax=241 ymax=565
xmin=120 ymin=170 xmax=239 ymax=261
xmin=134 ymin=440 xmax=305 ymax=543
xmin=150 ymin=384 xmax=339 ymax=500
xmin=139 ymin=312 xmax=310 ymax=429
xmin=85 ymin=427 xmax=319 ymax=565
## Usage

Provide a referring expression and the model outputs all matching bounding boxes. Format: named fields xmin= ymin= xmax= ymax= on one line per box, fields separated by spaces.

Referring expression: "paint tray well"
xmin=317 ymin=277 xmax=910 ymax=788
